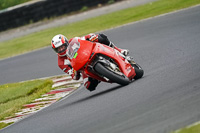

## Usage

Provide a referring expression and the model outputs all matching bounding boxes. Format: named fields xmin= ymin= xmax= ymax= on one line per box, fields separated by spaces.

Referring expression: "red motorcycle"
xmin=66 ymin=38 xmax=144 ymax=85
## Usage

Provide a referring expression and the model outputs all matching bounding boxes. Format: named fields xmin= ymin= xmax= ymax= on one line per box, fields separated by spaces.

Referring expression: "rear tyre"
xmin=94 ymin=63 xmax=130 ymax=85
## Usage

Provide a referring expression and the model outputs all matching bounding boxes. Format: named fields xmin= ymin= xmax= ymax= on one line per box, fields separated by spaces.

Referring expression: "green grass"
xmin=0 ymin=79 xmax=53 ymax=122
xmin=0 ymin=122 xmax=13 ymax=130
xmin=172 ymin=123 xmax=200 ymax=133
xmin=0 ymin=0 xmax=200 ymax=60
xmin=0 ymin=0 xmax=32 ymax=10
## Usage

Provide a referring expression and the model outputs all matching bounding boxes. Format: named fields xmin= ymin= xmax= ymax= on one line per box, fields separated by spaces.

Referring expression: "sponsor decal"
xmin=55 ymin=41 xmax=61 ymax=46
xmin=73 ymin=52 xmax=78 ymax=59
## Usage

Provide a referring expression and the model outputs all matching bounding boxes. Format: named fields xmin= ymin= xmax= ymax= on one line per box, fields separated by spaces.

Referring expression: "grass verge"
xmin=0 ymin=122 xmax=13 ymax=130
xmin=0 ymin=79 xmax=53 ymax=127
xmin=0 ymin=0 xmax=200 ymax=60
xmin=172 ymin=123 xmax=200 ymax=133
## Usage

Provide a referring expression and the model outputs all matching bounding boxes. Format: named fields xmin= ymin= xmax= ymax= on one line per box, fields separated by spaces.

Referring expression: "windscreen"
xmin=66 ymin=38 xmax=80 ymax=59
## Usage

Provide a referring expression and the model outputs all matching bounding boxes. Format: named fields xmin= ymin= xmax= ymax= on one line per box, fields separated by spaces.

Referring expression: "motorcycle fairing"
xmin=68 ymin=38 xmax=136 ymax=81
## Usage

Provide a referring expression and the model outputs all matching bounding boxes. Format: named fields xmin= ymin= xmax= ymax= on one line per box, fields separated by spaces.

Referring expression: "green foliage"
xmin=0 ymin=0 xmax=32 ymax=10
xmin=80 ymin=6 xmax=88 ymax=12
xmin=108 ymin=0 xmax=115 ymax=4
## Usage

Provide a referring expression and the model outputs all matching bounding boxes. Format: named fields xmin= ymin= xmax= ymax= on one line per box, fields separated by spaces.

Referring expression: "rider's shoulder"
xmin=69 ymin=37 xmax=83 ymax=43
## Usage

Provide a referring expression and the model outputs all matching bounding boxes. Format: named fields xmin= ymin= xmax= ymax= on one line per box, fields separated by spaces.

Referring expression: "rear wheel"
xmin=94 ymin=63 xmax=130 ymax=85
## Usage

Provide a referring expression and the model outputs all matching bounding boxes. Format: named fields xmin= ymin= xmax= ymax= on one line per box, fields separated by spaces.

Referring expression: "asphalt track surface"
xmin=1 ymin=5 xmax=200 ymax=133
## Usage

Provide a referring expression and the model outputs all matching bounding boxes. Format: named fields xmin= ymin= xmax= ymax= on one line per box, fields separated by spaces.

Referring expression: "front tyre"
xmin=132 ymin=63 xmax=144 ymax=80
xmin=94 ymin=63 xmax=130 ymax=85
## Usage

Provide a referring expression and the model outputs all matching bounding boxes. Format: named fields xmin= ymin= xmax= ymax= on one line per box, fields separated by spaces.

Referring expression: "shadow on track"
xmin=72 ymin=85 xmax=124 ymax=104
xmin=53 ymin=84 xmax=125 ymax=111
xmin=37 ymin=83 xmax=134 ymax=117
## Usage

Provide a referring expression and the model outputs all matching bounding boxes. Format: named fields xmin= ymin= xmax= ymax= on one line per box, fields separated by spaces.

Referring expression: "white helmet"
xmin=51 ymin=34 xmax=69 ymax=56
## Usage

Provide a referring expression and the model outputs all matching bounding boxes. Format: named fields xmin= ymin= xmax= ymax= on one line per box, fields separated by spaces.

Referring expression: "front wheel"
xmin=132 ymin=63 xmax=144 ymax=80
xmin=94 ymin=63 xmax=130 ymax=85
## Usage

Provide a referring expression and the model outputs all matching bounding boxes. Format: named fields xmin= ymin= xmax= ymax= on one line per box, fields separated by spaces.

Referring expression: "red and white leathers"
xmin=57 ymin=33 xmax=129 ymax=91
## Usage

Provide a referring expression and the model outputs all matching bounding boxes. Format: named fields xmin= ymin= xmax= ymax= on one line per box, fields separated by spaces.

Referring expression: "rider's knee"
xmin=83 ymin=77 xmax=99 ymax=91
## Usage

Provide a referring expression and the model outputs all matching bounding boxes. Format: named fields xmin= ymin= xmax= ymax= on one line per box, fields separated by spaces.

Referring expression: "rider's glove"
xmin=68 ymin=69 xmax=81 ymax=80
xmin=89 ymin=34 xmax=98 ymax=42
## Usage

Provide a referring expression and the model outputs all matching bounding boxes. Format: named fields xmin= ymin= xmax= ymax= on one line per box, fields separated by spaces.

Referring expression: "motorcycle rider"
xmin=51 ymin=33 xmax=129 ymax=91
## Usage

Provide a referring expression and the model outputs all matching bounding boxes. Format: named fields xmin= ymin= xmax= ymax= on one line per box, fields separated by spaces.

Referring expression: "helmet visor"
xmin=54 ymin=43 xmax=68 ymax=53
